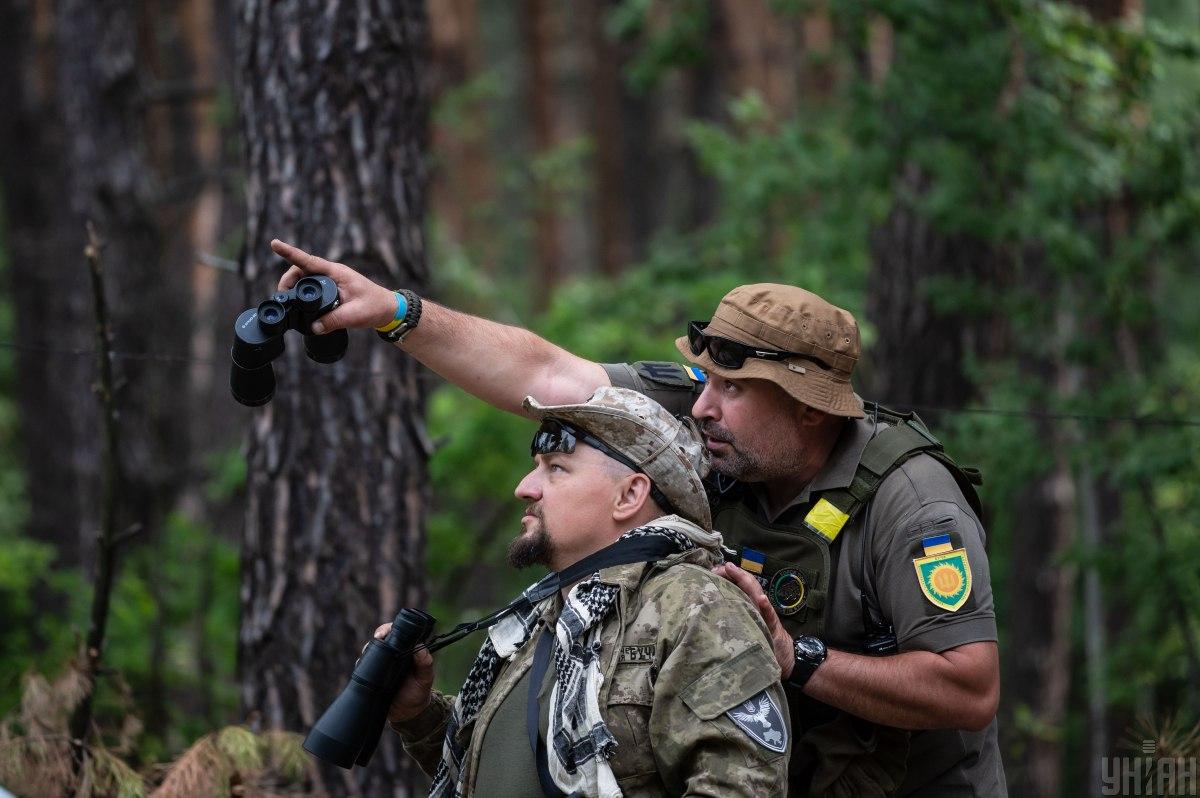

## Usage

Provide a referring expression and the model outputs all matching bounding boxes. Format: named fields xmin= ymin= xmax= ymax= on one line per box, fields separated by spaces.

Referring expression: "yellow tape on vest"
xmin=804 ymin=498 xmax=849 ymax=542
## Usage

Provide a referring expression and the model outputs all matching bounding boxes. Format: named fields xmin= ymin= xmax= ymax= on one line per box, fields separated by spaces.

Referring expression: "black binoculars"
xmin=230 ymin=274 xmax=347 ymax=406
xmin=303 ymin=608 xmax=437 ymax=769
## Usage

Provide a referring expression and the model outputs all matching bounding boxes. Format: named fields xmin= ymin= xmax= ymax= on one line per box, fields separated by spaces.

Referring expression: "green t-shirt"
xmin=473 ymin=637 xmax=555 ymax=797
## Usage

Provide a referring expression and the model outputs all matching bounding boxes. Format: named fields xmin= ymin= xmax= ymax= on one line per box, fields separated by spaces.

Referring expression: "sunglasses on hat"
xmin=687 ymin=320 xmax=830 ymax=371
xmin=531 ymin=419 xmax=677 ymax=516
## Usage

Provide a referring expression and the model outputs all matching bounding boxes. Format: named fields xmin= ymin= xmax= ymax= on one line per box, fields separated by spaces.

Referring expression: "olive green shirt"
xmin=473 ymin=663 xmax=548 ymax=797
xmin=393 ymin=545 xmax=791 ymax=796
xmin=602 ymin=362 xmax=1007 ymax=797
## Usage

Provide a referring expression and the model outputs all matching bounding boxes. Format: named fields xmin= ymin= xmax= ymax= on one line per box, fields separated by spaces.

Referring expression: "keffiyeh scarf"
xmin=428 ymin=524 xmax=700 ymax=798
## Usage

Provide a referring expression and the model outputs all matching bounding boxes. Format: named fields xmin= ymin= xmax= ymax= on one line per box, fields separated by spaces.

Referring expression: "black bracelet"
xmin=377 ymin=289 xmax=422 ymax=344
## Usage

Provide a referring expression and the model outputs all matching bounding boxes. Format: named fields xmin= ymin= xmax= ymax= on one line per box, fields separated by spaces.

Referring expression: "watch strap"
xmin=787 ymin=635 xmax=826 ymax=691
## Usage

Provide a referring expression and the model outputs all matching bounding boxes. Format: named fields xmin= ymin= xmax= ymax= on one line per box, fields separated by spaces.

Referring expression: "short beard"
xmin=507 ymin=512 xmax=553 ymax=569
xmin=700 ymin=420 xmax=763 ymax=481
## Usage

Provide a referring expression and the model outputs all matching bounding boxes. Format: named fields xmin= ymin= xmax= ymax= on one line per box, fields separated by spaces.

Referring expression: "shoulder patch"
xmin=726 ymin=690 xmax=788 ymax=753
xmin=913 ymin=547 xmax=972 ymax=611
xmin=633 ymin=361 xmax=700 ymax=390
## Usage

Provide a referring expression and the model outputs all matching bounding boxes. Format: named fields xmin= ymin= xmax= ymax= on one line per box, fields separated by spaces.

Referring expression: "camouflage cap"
xmin=675 ymin=283 xmax=865 ymax=418
xmin=523 ymin=387 xmax=713 ymax=531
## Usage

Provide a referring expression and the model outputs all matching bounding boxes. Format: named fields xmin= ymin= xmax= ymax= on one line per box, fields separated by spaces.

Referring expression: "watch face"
xmin=795 ymin=636 xmax=825 ymax=660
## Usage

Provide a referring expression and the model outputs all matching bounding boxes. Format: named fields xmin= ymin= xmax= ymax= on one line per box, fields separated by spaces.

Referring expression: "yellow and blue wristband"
xmin=377 ymin=289 xmax=422 ymax=343
xmin=374 ymin=291 xmax=408 ymax=333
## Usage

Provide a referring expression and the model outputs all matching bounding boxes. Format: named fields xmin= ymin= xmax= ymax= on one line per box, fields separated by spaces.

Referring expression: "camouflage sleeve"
xmin=601 ymin=361 xmax=704 ymax=419
xmin=390 ymin=691 xmax=453 ymax=778
xmin=645 ymin=566 xmax=790 ymax=795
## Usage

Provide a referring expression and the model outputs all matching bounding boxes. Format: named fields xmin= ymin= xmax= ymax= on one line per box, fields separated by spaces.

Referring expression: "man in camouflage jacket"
xmin=380 ymin=388 xmax=790 ymax=797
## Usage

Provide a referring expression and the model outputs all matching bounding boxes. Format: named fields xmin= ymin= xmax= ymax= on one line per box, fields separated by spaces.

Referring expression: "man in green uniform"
xmin=275 ymin=239 xmax=1006 ymax=796
xmin=381 ymin=387 xmax=789 ymax=796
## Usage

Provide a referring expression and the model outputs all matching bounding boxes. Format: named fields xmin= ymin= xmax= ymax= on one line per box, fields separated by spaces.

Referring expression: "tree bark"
xmin=53 ymin=0 xmax=205 ymax=746
xmin=236 ymin=1 xmax=431 ymax=795
xmin=0 ymin=0 xmax=98 ymax=575
xmin=861 ymin=164 xmax=1002 ymax=408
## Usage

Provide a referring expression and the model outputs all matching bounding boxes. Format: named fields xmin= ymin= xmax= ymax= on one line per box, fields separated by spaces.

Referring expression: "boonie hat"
xmin=523 ymin=387 xmax=713 ymax=531
xmin=675 ymin=283 xmax=864 ymax=418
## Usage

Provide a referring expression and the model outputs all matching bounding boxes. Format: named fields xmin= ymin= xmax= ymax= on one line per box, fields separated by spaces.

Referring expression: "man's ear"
xmin=612 ymin=473 xmax=653 ymax=522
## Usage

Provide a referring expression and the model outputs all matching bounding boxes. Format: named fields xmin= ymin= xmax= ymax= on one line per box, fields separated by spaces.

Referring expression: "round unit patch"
xmin=769 ymin=568 xmax=807 ymax=616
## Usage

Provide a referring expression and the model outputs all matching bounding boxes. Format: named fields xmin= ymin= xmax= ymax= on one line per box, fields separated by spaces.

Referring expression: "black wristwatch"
xmin=787 ymin=635 xmax=827 ymax=690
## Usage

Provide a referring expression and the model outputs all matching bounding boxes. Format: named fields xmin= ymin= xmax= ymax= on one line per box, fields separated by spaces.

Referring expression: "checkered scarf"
xmin=428 ymin=524 xmax=699 ymax=798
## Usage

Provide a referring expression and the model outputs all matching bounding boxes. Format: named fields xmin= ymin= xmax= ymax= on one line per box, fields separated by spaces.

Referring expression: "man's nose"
xmin=691 ymin=381 xmax=719 ymax=422
xmin=514 ymin=468 xmax=541 ymax=501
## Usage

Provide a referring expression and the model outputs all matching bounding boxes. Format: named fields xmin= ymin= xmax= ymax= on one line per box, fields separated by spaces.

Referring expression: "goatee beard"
xmin=507 ymin=512 xmax=553 ymax=569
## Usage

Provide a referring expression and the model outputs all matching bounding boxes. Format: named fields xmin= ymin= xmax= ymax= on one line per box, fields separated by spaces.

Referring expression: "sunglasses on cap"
xmin=530 ymin=419 xmax=678 ymax=516
xmin=687 ymin=320 xmax=830 ymax=371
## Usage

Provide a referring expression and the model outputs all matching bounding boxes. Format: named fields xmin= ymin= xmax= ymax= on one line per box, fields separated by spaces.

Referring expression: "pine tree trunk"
xmin=861 ymin=164 xmax=1001 ymax=408
xmin=587 ymin=0 xmax=632 ymax=277
xmin=522 ymin=0 xmax=562 ymax=310
xmin=428 ymin=0 xmax=495 ymax=267
xmin=236 ymin=2 xmax=431 ymax=795
xmin=0 ymin=0 xmax=98 ymax=575
xmin=54 ymin=0 xmax=205 ymax=742
xmin=714 ymin=0 xmax=797 ymax=119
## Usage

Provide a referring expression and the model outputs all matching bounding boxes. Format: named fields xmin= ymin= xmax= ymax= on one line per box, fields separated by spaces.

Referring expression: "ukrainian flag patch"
xmin=739 ymin=548 xmax=766 ymax=575
xmin=685 ymin=366 xmax=706 ymax=383
xmin=913 ymin=548 xmax=972 ymax=612
xmin=921 ymin=534 xmax=953 ymax=556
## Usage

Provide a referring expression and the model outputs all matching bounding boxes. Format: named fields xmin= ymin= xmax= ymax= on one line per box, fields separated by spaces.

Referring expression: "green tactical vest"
xmin=710 ymin=405 xmax=983 ymax=798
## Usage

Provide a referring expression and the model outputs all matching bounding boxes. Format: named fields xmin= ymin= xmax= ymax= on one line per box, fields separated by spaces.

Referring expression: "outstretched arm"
xmin=271 ymin=239 xmax=609 ymax=415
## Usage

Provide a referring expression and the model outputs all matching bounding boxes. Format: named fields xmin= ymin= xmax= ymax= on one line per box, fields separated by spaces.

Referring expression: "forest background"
xmin=1 ymin=0 xmax=1199 ymax=796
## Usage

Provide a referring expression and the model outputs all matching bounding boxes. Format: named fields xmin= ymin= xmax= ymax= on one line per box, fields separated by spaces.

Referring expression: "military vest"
xmin=712 ymin=404 xmax=981 ymax=643
xmin=710 ymin=405 xmax=983 ymax=798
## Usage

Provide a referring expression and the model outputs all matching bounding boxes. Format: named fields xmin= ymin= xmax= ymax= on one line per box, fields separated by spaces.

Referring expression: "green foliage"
xmin=0 ymin=205 xmax=84 ymax=715
xmin=99 ymin=506 xmax=240 ymax=758
xmin=608 ymin=0 xmax=712 ymax=92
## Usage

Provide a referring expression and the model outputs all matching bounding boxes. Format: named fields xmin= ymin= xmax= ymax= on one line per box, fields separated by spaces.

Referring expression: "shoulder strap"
xmin=812 ymin=405 xmax=983 ymax=529
xmin=423 ymin=534 xmax=682 ymax=655
xmin=528 ymin=630 xmax=568 ymax=798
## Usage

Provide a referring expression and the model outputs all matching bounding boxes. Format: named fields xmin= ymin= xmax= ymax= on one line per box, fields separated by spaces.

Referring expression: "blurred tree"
xmin=236 ymin=0 xmax=432 ymax=795
xmin=0 ymin=0 xmax=98 ymax=577
xmin=34 ymin=0 xmax=201 ymax=749
xmin=587 ymin=0 xmax=634 ymax=277
xmin=715 ymin=0 xmax=797 ymax=120
xmin=523 ymin=0 xmax=565 ymax=309
xmin=428 ymin=0 xmax=496 ymax=265
xmin=0 ymin=0 xmax=249 ymax=753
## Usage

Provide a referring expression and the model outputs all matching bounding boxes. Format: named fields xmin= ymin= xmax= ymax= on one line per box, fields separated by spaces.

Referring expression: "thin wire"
xmin=1 ymin=339 xmax=1198 ymax=428
xmin=0 ymin=339 xmax=425 ymax=383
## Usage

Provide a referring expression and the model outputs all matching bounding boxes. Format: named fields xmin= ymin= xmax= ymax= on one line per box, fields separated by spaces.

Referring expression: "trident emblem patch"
xmin=913 ymin=548 xmax=972 ymax=612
